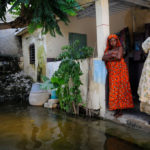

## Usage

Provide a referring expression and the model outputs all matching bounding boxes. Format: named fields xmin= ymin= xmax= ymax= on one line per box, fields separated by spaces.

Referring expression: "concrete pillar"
xmin=95 ymin=0 xmax=110 ymax=117
xmin=96 ymin=0 xmax=110 ymax=58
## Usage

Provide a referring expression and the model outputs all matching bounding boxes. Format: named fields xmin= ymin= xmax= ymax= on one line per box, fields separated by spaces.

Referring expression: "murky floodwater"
xmin=0 ymin=105 xmax=150 ymax=150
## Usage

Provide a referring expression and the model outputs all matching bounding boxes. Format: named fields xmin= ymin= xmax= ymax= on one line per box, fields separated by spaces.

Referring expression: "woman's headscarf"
xmin=105 ymin=34 xmax=121 ymax=53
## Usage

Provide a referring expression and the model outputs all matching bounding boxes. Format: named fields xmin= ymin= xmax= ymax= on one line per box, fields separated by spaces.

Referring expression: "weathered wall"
xmin=87 ymin=58 xmax=107 ymax=113
xmin=79 ymin=59 xmax=89 ymax=104
xmin=0 ymin=13 xmax=21 ymax=56
xmin=46 ymin=16 xmax=96 ymax=58
xmin=22 ymin=30 xmax=47 ymax=81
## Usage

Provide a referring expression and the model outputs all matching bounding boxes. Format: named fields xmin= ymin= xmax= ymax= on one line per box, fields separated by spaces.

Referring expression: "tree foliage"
xmin=0 ymin=0 xmax=80 ymax=36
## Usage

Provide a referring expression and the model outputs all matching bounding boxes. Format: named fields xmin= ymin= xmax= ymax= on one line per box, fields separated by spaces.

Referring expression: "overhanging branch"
xmin=0 ymin=16 xmax=30 ymax=30
xmin=0 ymin=4 xmax=31 ymax=30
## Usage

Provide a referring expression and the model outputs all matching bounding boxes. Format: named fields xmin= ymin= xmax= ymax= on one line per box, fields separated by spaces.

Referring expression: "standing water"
xmin=0 ymin=105 xmax=150 ymax=150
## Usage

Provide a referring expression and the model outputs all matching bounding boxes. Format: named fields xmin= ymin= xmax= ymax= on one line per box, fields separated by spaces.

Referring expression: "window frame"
xmin=29 ymin=43 xmax=35 ymax=65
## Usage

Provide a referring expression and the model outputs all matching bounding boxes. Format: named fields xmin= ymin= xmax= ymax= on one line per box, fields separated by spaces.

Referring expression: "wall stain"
xmin=37 ymin=45 xmax=46 ymax=81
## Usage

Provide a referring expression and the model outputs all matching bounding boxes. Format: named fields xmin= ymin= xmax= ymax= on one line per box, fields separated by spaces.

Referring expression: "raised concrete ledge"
xmin=105 ymin=110 xmax=150 ymax=132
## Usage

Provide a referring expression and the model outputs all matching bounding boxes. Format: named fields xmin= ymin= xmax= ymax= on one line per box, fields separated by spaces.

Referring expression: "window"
xmin=29 ymin=44 xmax=35 ymax=64
xmin=69 ymin=33 xmax=87 ymax=48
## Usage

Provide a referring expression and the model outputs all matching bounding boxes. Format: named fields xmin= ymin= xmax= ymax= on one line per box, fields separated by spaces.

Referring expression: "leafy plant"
xmin=58 ymin=40 xmax=94 ymax=60
xmin=40 ymin=76 xmax=56 ymax=91
xmin=51 ymin=41 xmax=94 ymax=113
xmin=51 ymin=59 xmax=83 ymax=113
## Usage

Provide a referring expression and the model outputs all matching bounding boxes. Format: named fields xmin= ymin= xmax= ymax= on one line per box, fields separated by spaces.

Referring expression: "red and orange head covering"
xmin=105 ymin=34 xmax=121 ymax=53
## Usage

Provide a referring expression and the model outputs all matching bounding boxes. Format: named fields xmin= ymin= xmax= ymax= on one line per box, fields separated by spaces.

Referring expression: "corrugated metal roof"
xmin=109 ymin=1 xmax=133 ymax=14
xmin=15 ymin=27 xmax=28 ymax=36
xmin=77 ymin=0 xmax=150 ymax=18
xmin=110 ymin=0 xmax=150 ymax=9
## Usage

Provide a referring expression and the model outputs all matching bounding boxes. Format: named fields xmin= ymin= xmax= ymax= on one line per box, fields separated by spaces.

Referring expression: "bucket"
xmin=51 ymin=89 xmax=57 ymax=99
xmin=31 ymin=83 xmax=47 ymax=93
xmin=29 ymin=83 xmax=49 ymax=106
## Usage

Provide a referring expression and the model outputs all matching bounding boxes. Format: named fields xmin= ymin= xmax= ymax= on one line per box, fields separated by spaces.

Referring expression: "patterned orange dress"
xmin=105 ymin=35 xmax=134 ymax=110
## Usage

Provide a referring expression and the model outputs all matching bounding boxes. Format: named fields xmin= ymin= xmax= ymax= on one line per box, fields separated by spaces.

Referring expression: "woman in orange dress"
xmin=102 ymin=34 xmax=134 ymax=117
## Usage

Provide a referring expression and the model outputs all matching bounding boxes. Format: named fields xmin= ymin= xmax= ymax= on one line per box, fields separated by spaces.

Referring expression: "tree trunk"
xmin=0 ymin=23 xmax=12 ymax=30
xmin=0 ymin=21 xmax=28 ymax=30
xmin=0 ymin=15 xmax=30 ymax=30
xmin=0 ymin=4 xmax=31 ymax=30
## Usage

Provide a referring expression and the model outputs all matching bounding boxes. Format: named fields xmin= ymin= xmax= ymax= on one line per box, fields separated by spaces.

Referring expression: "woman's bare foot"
xmin=114 ymin=110 xmax=123 ymax=118
xmin=113 ymin=109 xmax=119 ymax=117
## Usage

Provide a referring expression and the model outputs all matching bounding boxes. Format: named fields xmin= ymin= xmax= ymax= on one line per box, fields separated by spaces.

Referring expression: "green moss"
xmin=37 ymin=45 xmax=46 ymax=81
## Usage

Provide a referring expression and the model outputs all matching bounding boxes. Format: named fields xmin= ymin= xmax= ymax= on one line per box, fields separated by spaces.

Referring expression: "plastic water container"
xmin=31 ymin=83 xmax=47 ymax=93
xmin=51 ymin=89 xmax=57 ymax=99
xmin=29 ymin=83 xmax=49 ymax=106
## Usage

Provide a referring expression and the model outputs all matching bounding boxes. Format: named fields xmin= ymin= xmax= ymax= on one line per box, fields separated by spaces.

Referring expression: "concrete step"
xmin=48 ymin=99 xmax=58 ymax=104
xmin=44 ymin=99 xmax=58 ymax=109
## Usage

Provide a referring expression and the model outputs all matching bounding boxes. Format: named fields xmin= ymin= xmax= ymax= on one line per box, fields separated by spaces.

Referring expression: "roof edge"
xmin=15 ymin=27 xmax=28 ymax=36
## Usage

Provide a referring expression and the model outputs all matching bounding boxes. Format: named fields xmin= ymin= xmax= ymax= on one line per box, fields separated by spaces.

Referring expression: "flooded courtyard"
xmin=0 ymin=105 xmax=150 ymax=150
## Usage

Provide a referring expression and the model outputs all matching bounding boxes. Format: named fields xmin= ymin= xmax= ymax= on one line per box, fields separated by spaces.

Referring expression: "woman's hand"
xmin=105 ymin=51 xmax=114 ymax=55
xmin=102 ymin=52 xmax=113 ymax=61
xmin=102 ymin=47 xmax=123 ymax=62
xmin=111 ymin=51 xmax=118 ymax=57
xmin=113 ymin=47 xmax=123 ymax=60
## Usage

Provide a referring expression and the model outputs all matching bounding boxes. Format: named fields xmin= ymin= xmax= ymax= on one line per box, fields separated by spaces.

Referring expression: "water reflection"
xmin=0 ymin=105 xmax=149 ymax=150
xmin=104 ymin=135 xmax=141 ymax=150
